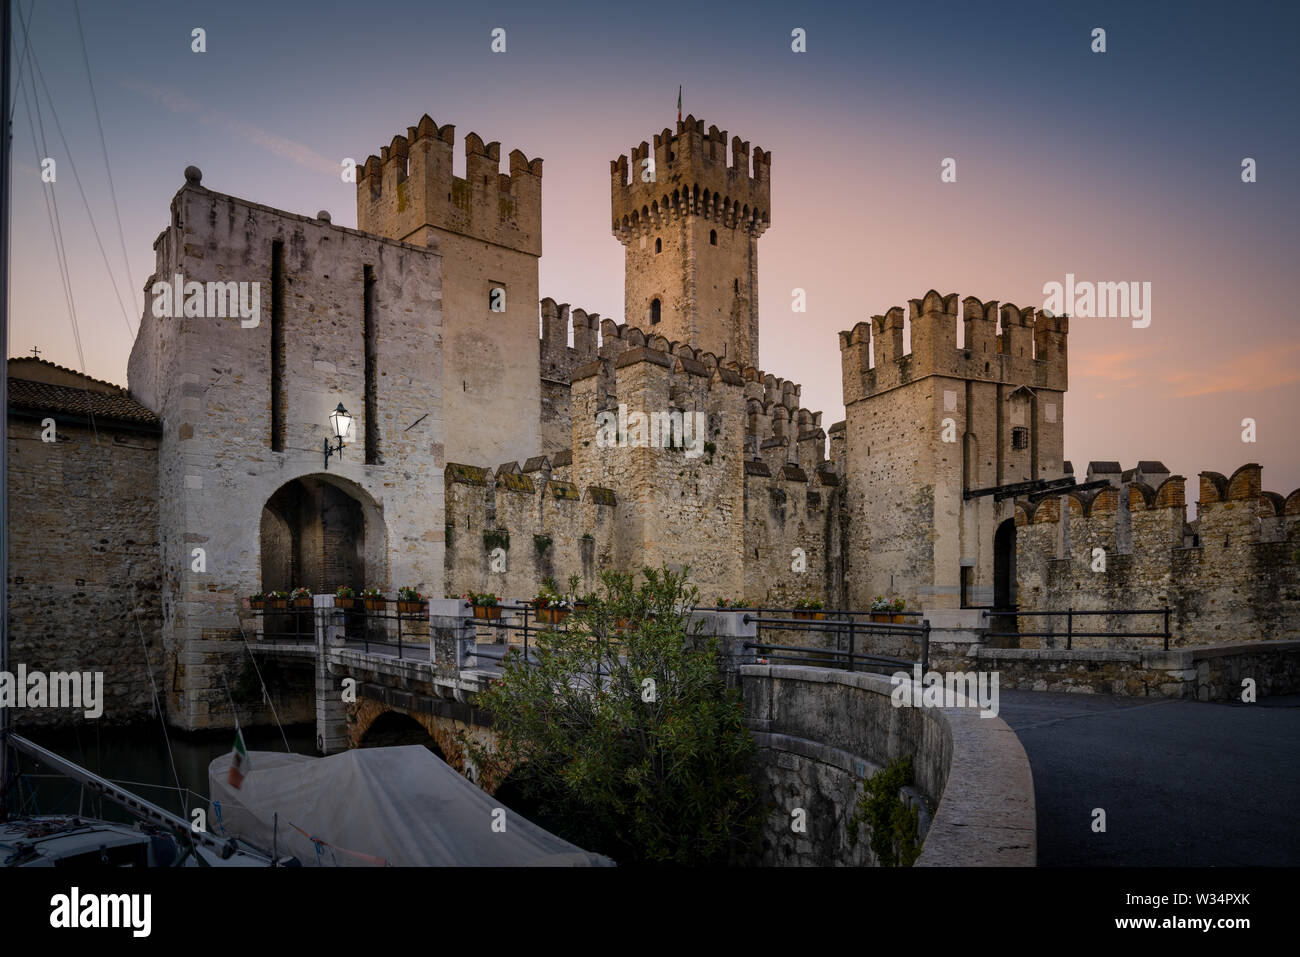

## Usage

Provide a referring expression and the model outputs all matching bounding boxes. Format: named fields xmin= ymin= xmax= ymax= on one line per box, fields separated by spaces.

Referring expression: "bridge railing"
xmin=984 ymin=607 xmax=1172 ymax=650
xmin=716 ymin=608 xmax=930 ymax=674
xmin=249 ymin=602 xmax=431 ymax=660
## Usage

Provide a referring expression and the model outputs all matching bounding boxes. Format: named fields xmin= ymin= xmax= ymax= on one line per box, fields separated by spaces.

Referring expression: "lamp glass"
xmin=330 ymin=403 xmax=352 ymax=441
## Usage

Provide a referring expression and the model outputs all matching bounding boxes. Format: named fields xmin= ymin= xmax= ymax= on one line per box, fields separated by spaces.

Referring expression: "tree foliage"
xmin=471 ymin=566 xmax=759 ymax=865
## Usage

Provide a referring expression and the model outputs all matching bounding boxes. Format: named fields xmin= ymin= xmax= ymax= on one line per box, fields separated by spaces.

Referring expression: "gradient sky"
xmin=8 ymin=0 xmax=1300 ymax=497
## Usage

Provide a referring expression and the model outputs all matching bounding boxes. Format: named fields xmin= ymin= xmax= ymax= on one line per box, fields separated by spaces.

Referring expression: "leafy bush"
xmin=846 ymin=756 xmax=923 ymax=867
xmin=470 ymin=565 xmax=760 ymax=865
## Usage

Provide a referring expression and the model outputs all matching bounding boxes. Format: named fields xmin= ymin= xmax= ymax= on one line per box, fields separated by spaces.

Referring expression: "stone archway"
xmin=348 ymin=700 xmax=507 ymax=792
xmin=260 ymin=473 xmax=388 ymax=640
xmin=261 ymin=474 xmax=386 ymax=594
xmin=358 ymin=710 xmax=448 ymax=760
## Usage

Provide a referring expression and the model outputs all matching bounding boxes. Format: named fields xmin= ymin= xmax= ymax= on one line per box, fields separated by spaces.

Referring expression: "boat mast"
xmin=1 ymin=0 xmax=13 ymax=821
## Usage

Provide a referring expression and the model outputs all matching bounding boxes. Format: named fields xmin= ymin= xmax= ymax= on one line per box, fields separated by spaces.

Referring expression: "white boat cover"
xmin=207 ymin=746 xmax=613 ymax=867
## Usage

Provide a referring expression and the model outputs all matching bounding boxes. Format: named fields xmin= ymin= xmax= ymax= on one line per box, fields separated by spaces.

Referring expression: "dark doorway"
xmin=261 ymin=475 xmax=369 ymax=640
xmin=994 ymin=517 xmax=1017 ymax=612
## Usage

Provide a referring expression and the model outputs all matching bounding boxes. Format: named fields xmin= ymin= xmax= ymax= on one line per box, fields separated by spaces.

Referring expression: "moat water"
xmin=9 ymin=723 xmax=317 ymax=824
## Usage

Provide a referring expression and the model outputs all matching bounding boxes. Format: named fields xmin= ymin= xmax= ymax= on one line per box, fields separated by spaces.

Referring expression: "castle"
xmin=7 ymin=113 xmax=1298 ymax=731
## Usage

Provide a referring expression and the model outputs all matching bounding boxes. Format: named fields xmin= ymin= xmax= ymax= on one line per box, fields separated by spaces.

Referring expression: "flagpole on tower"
xmin=677 ymin=85 xmax=682 ymax=124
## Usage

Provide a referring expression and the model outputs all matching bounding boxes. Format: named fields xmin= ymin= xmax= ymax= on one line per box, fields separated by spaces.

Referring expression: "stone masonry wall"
xmin=6 ymin=418 xmax=164 ymax=727
xmin=127 ymin=178 xmax=446 ymax=731
xmin=1016 ymin=464 xmax=1300 ymax=648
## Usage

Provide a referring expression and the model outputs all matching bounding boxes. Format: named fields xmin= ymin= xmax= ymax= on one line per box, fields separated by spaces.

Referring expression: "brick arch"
xmin=347 ymin=698 xmax=509 ymax=792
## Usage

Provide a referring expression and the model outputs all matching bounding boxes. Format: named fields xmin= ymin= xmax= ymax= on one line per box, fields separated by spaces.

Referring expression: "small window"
xmin=650 ymin=298 xmax=661 ymax=324
xmin=655 ymin=237 xmax=662 ymax=254
xmin=710 ymin=229 xmax=717 ymax=246
xmin=734 ymin=278 xmax=739 ymax=294
xmin=1011 ymin=427 xmax=1029 ymax=450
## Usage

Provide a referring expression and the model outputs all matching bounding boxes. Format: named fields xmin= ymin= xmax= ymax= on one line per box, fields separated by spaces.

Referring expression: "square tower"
xmin=838 ymin=292 xmax=1068 ymax=611
xmin=357 ymin=115 xmax=544 ymax=465
xmin=611 ymin=116 xmax=770 ymax=367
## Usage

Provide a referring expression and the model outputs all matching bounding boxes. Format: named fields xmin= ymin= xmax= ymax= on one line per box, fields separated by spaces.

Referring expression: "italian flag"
xmin=228 ymin=726 xmax=251 ymax=789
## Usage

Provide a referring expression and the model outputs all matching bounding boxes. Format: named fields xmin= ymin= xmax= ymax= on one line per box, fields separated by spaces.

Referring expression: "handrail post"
xmin=922 ymin=619 xmax=930 ymax=673
xmin=847 ymin=618 xmax=855 ymax=672
xmin=1066 ymin=608 xmax=1073 ymax=651
xmin=1163 ymin=607 xmax=1170 ymax=651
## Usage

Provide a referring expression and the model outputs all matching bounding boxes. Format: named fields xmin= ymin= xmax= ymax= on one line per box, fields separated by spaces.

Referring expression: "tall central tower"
xmin=611 ymin=116 xmax=770 ymax=367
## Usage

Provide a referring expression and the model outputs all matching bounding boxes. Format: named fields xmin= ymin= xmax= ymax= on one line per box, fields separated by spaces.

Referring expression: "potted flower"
xmin=469 ymin=591 xmax=501 ymax=620
xmin=290 ymin=586 xmax=312 ymax=609
xmin=361 ymin=587 xmax=387 ymax=612
xmin=334 ymin=585 xmax=356 ymax=609
xmin=793 ymin=597 xmax=824 ymax=620
xmin=249 ymin=592 xmax=267 ymax=611
xmin=267 ymin=590 xmax=289 ymax=610
xmin=870 ymin=596 xmax=891 ymax=623
xmin=397 ymin=587 xmax=427 ymax=615
xmin=890 ymin=597 xmax=907 ymax=624
xmin=532 ymin=580 xmax=571 ymax=625
xmin=717 ymin=597 xmax=751 ymax=609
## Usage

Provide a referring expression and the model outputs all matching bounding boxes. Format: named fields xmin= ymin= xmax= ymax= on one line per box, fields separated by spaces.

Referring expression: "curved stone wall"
xmin=741 ymin=665 xmax=1036 ymax=866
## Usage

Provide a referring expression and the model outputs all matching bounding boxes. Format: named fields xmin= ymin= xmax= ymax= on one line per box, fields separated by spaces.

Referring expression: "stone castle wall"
xmin=126 ymin=178 xmax=446 ymax=731
xmin=1015 ymin=464 xmax=1300 ymax=647
xmin=6 ymin=418 xmax=164 ymax=727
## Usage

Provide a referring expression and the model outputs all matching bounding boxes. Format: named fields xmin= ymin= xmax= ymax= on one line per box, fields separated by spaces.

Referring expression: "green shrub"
xmin=847 ymin=755 xmax=924 ymax=867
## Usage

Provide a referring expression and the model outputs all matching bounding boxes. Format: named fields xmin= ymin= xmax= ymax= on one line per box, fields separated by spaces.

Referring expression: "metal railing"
xmin=461 ymin=601 xmax=583 ymax=669
xmin=740 ymin=610 xmax=931 ymax=673
xmin=251 ymin=603 xmax=431 ymax=660
xmin=984 ymin=607 xmax=1172 ymax=650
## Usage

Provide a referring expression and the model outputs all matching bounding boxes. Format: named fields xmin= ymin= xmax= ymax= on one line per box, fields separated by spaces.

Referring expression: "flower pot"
xmin=537 ymin=607 xmax=569 ymax=625
xmin=269 ymin=598 xmax=288 ymax=610
xmin=334 ymin=597 xmax=355 ymax=609
xmin=871 ymin=613 xmax=889 ymax=623
xmin=250 ymin=600 xmax=266 ymax=611
xmin=573 ymin=602 xmax=589 ymax=614
xmin=891 ymin=614 xmax=905 ymax=624
xmin=363 ymin=597 xmax=387 ymax=612
xmin=794 ymin=610 xmax=823 ymax=620
xmin=474 ymin=605 xmax=501 ymax=621
xmin=397 ymin=600 xmax=426 ymax=614
xmin=293 ymin=597 xmax=312 ymax=609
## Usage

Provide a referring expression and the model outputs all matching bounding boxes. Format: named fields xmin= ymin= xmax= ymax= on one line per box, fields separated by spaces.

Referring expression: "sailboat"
xmin=0 ymin=0 xmax=293 ymax=867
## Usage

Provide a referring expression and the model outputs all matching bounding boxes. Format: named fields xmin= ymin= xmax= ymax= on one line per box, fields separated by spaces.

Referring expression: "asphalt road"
xmin=996 ymin=690 xmax=1300 ymax=867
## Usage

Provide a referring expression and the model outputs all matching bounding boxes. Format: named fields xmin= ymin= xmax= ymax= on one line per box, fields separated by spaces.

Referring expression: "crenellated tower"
xmin=839 ymin=290 xmax=1069 ymax=613
xmin=611 ymin=116 xmax=770 ymax=368
xmin=357 ymin=114 xmax=544 ymax=465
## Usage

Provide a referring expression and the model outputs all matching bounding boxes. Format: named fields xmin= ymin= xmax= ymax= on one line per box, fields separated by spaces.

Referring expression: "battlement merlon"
xmin=838 ymin=290 xmax=1069 ymax=402
xmin=357 ymin=114 xmax=542 ymax=256
xmin=610 ymin=116 xmax=771 ymax=239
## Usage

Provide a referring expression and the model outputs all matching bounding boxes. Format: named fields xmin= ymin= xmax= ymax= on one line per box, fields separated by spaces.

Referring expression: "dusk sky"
xmin=8 ymin=0 xmax=1300 ymax=495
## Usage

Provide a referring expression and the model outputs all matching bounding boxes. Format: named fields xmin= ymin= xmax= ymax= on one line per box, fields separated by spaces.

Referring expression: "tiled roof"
xmin=8 ymin=377 xmax=159 ymax=427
